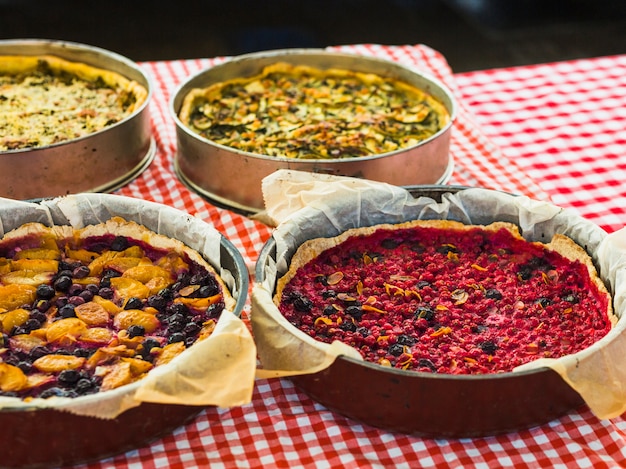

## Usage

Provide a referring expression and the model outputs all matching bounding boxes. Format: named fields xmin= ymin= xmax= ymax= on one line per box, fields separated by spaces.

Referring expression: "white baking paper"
xmin=252 ymin=169 xmax=626 ymax=420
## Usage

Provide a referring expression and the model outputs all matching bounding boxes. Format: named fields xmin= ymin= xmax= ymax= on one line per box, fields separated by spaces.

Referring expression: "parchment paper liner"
xmin=0 ymin=194 xmax=256 ymax=419
xmin=252 ymin=169 xmax=626 ymax=420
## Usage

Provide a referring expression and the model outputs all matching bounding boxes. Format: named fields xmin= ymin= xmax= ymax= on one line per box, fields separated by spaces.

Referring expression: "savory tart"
xmin=179 ymin=62 xmax=449 ymax=159
xmin=0 ymin=217 xmax=234 ymax=399
xmin=0 ymin=55 xmax=148 ymax=151
xmin=275 ymin=220 xmax=614 ymax=374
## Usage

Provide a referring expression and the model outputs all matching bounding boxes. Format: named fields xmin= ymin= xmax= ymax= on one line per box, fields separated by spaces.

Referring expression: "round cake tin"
xmin=254 ymin=185 xmax=601 ymax=438
xmin=0 ymin=194 xmax=249 ymax=468
xmin=171 ymin=49 xmax=457 ymax=214
xmin=0 ymin=39 xmax=154 ymax=200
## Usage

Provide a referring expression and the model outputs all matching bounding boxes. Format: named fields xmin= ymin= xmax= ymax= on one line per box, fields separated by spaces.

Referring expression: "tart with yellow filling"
xmin=0 ymin=217 xmax=233 ymax=399
xmin=0 ymin=55 xmax=148 ymax=151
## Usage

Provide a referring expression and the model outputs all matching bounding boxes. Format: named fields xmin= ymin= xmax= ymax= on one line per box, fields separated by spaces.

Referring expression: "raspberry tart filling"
xmin=275 ymin=220 xmax=613 ymax=375
xmin=0 ymin=217 xmax=233 ymax=400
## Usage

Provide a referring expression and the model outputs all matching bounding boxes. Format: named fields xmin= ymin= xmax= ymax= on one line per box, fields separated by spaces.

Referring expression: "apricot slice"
xmin=64 ymin=246 xmax=99 ymax=263
xmin=10 ymin=258 xmax=59 ymax=272
xmin=102 ymin=257 xmax=143 ymax=273
xmin=92 ymin=295 xmax=122 ymax=315
xmin=1 ymin=270 xmax=53 ymax=286
xmin=13 ymin=248 xmax=60 ymax=260
xmin=1 ymin=308 xmax=30 ymax=333
xmin=80 ymin=327 xmax=115 ymax=345
xmin=46 ymin=318 xmax=88 ymax=345
xmin=0 ymin=363 xmax=28 ymax=392
xmin=122 ymin=357 xmax=153 ymax=375
xmin=99 ymin=361 xmax=133 ymax=391
xmin=33 ymin=354 xmax=86 ymax=373
xmin=110 ymin=277 xmax=150 ymax=300
xmin=156 ymin=252 xmax=189 ymax=274
xmin=176 ymin=294 xmax=222 ymax=310
xmin=154 ymin=342 xmax=185 ymax=366
xmin=123 ymin=265 xmax=173 ymax=284
xmin=74 ymin=302 xmax=110 ymax=326
xmin=113 ymin=309 xmax=160 ymax=333
xmin=0 ymin=284 xmax=37 ymax=310
xmin=9 ymin=333 xmax=46 ymax=353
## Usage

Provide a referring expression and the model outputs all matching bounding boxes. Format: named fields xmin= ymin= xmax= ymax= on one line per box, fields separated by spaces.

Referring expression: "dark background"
xmin=1 ymin=0 xmax=626 ymax=72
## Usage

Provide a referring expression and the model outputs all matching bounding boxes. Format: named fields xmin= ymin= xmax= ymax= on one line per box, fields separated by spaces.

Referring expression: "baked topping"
xmin=179 ymin=62 xmax=449 ymax=159
xmin=0 ymin=218 xmax=232 ymax=399
xmin=0 ymin=55 xmax=148 ymax=151
xmin=275 ymin=220 xmax=613 ymax=374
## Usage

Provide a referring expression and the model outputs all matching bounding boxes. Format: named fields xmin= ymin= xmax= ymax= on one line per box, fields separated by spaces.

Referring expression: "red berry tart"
xmin=275 ymin=220 xmax=614 ymax=374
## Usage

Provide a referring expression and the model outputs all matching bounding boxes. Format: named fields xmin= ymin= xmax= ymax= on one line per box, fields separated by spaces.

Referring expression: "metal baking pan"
xmin=254 ymin=185 xmax=589 ymax=438
xmin=0 ymin=194 xmax=249 ymax=468
xmin=171 ymin=49 xmax=457 ymax=214
xmin=0 ymin=39 xmax=154 ymax=200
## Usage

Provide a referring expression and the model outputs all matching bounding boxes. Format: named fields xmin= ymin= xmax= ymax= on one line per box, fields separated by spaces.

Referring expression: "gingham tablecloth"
xmin=73 ymin=45 xmax=626 ymax=468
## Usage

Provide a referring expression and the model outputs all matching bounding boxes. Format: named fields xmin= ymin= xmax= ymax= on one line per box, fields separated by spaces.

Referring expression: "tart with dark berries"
xmin=0 ymin=217 xmax=234 ymax=399
xmin=275 ymin=220 xmax=614 ymax=375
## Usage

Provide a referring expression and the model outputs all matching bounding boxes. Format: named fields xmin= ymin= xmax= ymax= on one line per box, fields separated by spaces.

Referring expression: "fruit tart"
xmin=275 ymin=219 xmax=614 ymax=375
xmin=0 ymin=217 xmax=234 ymax=400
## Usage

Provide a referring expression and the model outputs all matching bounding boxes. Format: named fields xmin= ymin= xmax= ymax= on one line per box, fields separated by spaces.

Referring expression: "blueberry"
xmin=68 ymin=284 xmax=83 ymax=296
xmin=147 ymin=295 xmax=167 ymax=311
xmin=183 ymin=322 xmax=201 ymax=336
xmin=98 ymin=287 xmax=114 ymax=299
xmin=75 ymin=378 xmax=96 ymax=394
xmin=36 ymin=284 xmax=55 ymax=300
xmin=168 ymin=332 xmax=185 ymax=344
xmin=125 ymin=297 xmax=144 ymax=310
xmin=397 ymin=334 xmax=416 ymax=346
xmin=127 ymin=325 xmax=145 ymax=338
xmin=59 ymin=304 xmax=76 ymax=318
xmin=54 ymin=275 xmax=72 ymax=292
xmin=39 ymin=387 xmax=68 ymax=398
xmin=68 ymin=296 xmax=85 ymax=306
xmin=29 ymin=310 xmax=47 ymax=324
xmin=85 ymin=283 xmax=100 ymax=294
xmin=23 ymin=318 xmax=42 ymax=332
xmin=414 ymin=305 xmax=435 ymax=322
xmin=142 ymin=337 xmax=161 ymax=355
xmin=72 ymin=265 xmax=91 ymax=279
xmin=55 ymin=296 xmax=69 ymax=308
xmin=29 ymin=346 xmax=51 ymax=359
xmin=79 ymin=290 xmax=94 ymax=302
xmin=339 ymin=321 xmax=357 ymax=332
xmin=32 ymin=299 xmax=51 ymax=313
xmin=293 ymin=295 xmax=313 ymax=313
xmin=166 ymin=303 xmax=189 ymax=317
xmin=58 ymin=369 xmax=81 ymax=385
xmin=388 ymin=343 xmax=405 ymax=356
xmin=345 ymin=305 xmax=362 ymax=319
xmin=167 ymin=320 xmax=185 ymax=334
xmin=485 ymin=289 xmax=503 ymax=300
xmin=158 ymin=288 xmax=174 ymax=300
xmin=198 ymin=284 xmax=219 ymax=297
xmin=17 ymin=361 xmax=32 ymax=374
xmin=479 ymin=340 xmax=498 ymax=355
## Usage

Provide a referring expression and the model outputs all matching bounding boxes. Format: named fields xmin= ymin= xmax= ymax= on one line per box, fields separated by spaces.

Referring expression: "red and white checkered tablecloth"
xmin=72 ymin=45 xmax=626 ymax=468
